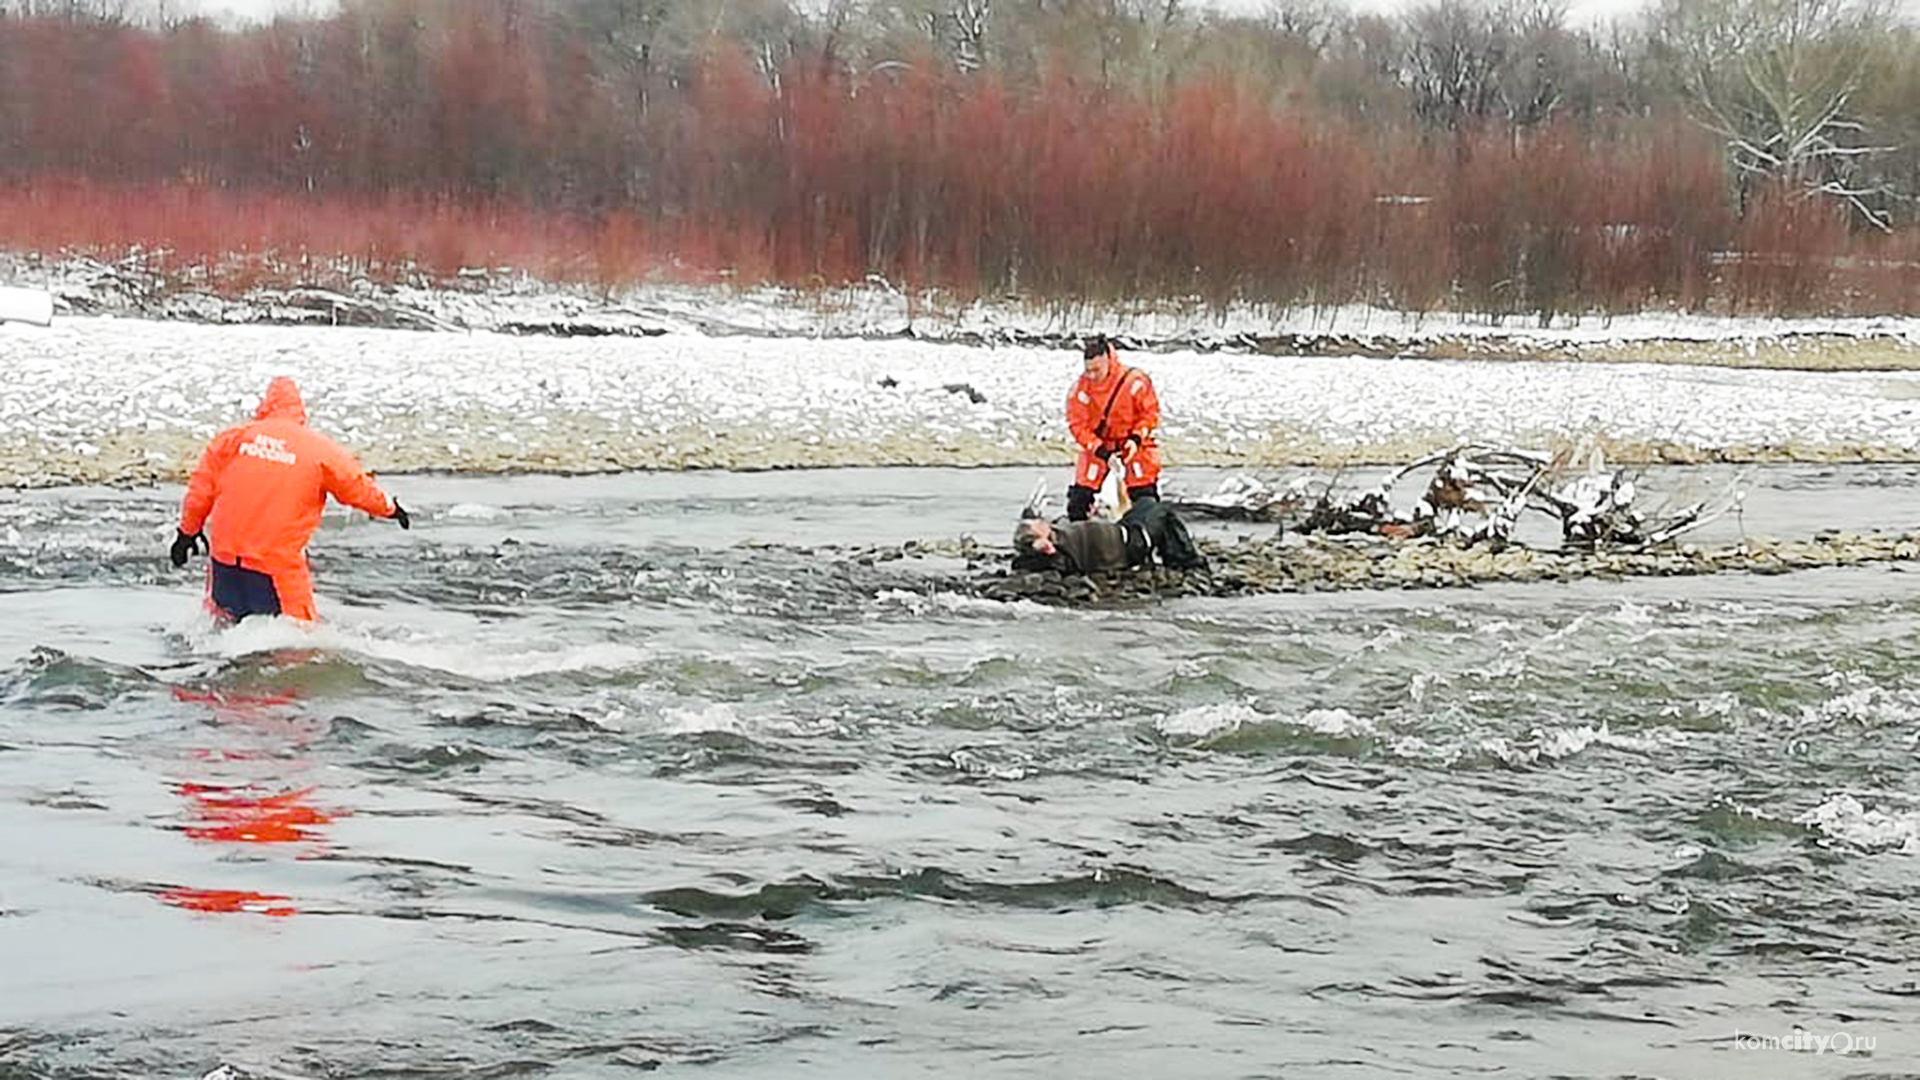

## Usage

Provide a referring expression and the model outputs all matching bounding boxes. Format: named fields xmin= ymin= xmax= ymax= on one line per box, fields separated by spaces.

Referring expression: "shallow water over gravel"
xmin=4 ymin=466 xmax=1920 ymax=1079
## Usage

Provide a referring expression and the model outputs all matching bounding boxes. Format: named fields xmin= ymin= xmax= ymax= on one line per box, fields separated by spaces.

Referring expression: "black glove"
xmin=169 ymin=530 xmax=204 ymax=567
xmin=391 ymin=500 xmax=411 ymax=530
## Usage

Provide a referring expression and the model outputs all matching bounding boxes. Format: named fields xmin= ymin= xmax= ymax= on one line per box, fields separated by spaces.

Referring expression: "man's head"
xmin=254 ymin=376 xmax=307 ymax=424
xmin=1081 ymin=334 xmax=1115 ymax=380
xmin=1012 ymin=516 xmax=1058 ymax=559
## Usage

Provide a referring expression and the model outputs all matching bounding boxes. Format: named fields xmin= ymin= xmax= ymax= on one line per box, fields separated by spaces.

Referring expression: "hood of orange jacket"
xmin=256 ymin=376 xmax=308 ymax=424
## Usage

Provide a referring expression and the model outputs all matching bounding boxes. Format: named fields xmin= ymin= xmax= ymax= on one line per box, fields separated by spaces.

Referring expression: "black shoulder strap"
xmin=1096 ymin=367 xmax=1136 ymax=436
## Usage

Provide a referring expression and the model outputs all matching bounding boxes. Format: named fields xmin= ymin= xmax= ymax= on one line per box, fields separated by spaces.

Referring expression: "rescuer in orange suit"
xmin=169 ymin=376 xmax=410 ymax=622
xmin=1064 ymin=334 xmax=1162 ymax=521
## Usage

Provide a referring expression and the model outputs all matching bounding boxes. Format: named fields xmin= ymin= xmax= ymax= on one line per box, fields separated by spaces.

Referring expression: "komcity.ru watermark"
xmin=1733 ymin=1028 xmax=1875 ymax=1055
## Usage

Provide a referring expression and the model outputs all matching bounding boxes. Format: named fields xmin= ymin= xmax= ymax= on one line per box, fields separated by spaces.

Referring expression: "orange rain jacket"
xmin=179 ymin=377 xmax=396 ymax=621
xmin=1066 ymin=361 xmax=1162 ymax=490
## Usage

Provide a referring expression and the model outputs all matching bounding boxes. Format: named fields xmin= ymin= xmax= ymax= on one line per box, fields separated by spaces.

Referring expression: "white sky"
xmin=181 ymin=0 xmax=333 ymax=21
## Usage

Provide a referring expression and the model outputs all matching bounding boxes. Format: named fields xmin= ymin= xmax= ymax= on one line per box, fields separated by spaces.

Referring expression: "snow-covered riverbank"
xmin=6 ymin=313 xmax=1920 ymax=488
xmin=14 ymin=252 xmax=1920 ymax=361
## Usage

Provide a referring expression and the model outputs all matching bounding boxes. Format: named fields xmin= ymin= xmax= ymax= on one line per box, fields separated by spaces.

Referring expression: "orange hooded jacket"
xmin=1066 ymin=360 xmax=1163 ymax=491
xmin=1066 ymin=362 xmax=1160 ymax=454
xmin=179 ymin=377 xmax=395 ymax=620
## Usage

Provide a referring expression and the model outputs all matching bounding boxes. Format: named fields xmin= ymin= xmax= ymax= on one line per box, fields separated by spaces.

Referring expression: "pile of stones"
xmin=964 ymin=529 xmax=1920 ymax=605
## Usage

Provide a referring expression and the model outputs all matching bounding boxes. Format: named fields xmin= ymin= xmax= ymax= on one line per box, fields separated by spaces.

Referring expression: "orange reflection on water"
xmin=164 ymin=683 xmax=345 ymax=916
xmin=172 ymin=686 xmax=300 ymax=711
xmin=178 ymin=782 xmax=336 ymax=844
xmin=158 ymin=887 xmax=297 ymax=917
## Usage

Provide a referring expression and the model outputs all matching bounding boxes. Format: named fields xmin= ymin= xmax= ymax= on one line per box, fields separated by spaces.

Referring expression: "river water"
xmin=4 ymin=465 xmax=1919 ymax=1078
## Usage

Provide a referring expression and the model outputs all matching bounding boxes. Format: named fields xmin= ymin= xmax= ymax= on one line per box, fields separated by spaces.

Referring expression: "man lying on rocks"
xmin=1011 ymin=496 xmax=1209 ymax=574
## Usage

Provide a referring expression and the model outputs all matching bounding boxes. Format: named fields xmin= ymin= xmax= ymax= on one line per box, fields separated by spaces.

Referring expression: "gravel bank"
xmin=7 ymin=316 xmax=1920 ymax=488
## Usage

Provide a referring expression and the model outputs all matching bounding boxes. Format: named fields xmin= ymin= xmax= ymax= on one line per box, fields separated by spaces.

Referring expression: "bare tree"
xmin=1400 ymin=0 xmax=1509 ymax=127
xmin=1649 ymin=0 xmax=1900 ymax=228
xmin=1852 ymin=21 xmax=1920 ymax=225
xmin=1398 ymin=0 xmax=1577 ymax=128
xmin=1500 ymin=0 xmax=1571 ymax=125
xmin=0 ymin=0 xmax=143 ymax=19
xmin=861 ymin=0 xmax=991 ymax=72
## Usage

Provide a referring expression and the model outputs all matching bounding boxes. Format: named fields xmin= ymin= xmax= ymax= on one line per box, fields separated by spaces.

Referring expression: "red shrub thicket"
xmin=0 ymin=180 xmax=671 ymax=290
xmin=0 ymin=6 xmax=1914 ymax=316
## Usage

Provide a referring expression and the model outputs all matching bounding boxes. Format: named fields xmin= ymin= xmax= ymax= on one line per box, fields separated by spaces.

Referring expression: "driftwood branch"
xmin=1169 ymin=443 xmax=1742 ymax=550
